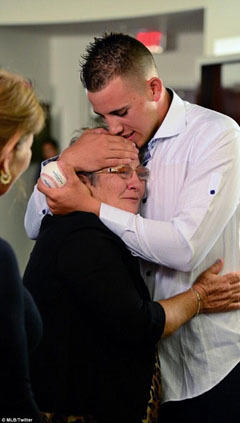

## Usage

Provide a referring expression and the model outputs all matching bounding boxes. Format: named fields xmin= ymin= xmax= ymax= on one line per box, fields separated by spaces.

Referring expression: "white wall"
xmin=49 ymin=35 xmax=91 ymax=149
xmin=154 ymin=32 xmax=203 ymax=89
xmin=204 ymin=0 xmax=240 ymax=55
xmin=1 ymin=1 xmax=240 ymax=57
xmin=0 ymin=0 xmax=208 ymax=24
xmin=0 ymin=27 xmax=50 ymax=101
xmin=0 ymin=28 xmax=51 ymax=274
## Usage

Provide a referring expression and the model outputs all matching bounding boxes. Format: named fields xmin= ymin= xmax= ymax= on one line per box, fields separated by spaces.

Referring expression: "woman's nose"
xmin=127 ymin=170 xmax=142 ymax=190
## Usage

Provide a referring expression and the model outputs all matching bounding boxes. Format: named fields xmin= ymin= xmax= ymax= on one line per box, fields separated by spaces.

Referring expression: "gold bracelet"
xmin=190 ymin=287 xmax=202 ymax=316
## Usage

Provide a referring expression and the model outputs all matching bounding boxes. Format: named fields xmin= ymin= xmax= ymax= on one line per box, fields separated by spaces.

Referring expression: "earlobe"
xmin=0 ymin=132 xmax=21 ymax=190
xmin=148 ymin=77 xmax=162 ymax=102
xmin=0 ymin=169 xmax=12 ymax=185
xmin=0 ymin=157 xmax=12 ymax=186
xmin=0 ymin=154 xmax=10 ymax=175
xmin=0 ymin=146 xmax=13 ymax=176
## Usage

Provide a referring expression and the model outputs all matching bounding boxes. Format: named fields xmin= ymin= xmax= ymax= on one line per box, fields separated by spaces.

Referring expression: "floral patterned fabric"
xmin=142 ymin=350 xmax=162 ymax=423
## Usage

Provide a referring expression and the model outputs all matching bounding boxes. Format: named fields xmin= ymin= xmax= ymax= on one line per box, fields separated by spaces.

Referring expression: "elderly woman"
xmin=0 ymin=70 xmax=44 ymax=418
xmin=23 ymin=158 xmax=240 ymax=423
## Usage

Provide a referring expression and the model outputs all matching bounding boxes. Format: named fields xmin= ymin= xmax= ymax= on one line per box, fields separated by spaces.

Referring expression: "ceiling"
xmin=6 ymin=9 xmax=203 ymax=36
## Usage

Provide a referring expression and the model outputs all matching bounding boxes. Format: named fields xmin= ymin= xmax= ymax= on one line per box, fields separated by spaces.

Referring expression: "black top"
xmin=0 ymin=238 xmax=42 ymax=420
xmin=23 ymin=212 xmax=165 ymax=423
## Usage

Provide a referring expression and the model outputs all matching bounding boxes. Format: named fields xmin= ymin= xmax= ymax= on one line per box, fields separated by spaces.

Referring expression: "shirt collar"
xmin=152 ymin=88 xmax=187 ymax=140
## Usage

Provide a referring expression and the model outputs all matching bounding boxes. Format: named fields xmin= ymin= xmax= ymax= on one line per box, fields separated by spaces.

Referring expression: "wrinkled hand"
xmin=60 ymin=128 xmax=139 ymax=171
xmin=193 ymin=258 xmax=240 ymax=313
xmin=37 ymin=161 xmax=101 ymax=216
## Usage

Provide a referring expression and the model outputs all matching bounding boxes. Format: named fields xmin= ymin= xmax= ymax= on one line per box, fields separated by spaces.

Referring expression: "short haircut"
xmin=80 ymin=32 xmax=158 ymax=92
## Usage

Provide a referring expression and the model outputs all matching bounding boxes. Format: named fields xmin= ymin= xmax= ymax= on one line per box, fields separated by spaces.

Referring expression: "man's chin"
xmin=135 ymin=138 xmax=147 ymax=149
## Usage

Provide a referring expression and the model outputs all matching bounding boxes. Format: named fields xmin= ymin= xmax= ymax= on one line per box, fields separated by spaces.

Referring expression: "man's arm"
xmin=38 ymin=127 xmax=240 ymax=272
xmin=100 ymin=129 xmax=240 ymax=271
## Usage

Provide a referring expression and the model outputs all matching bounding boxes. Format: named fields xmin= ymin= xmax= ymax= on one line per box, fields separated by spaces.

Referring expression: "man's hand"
xmin=60 ymin=128 xmax=139 ymax=171
xmin=193 ymin=258 xmax=240 ymax=313
xmin=37 ymin=161 xmax=101 ymax=216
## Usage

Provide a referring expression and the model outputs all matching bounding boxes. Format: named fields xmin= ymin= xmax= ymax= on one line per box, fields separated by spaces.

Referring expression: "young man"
xmin=25 ymin=33 xmax=240 ymax=422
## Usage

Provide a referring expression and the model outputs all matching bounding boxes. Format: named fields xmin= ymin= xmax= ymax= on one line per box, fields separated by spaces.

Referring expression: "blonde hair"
xmin=0 ymin=69 xmax=45 ymax=149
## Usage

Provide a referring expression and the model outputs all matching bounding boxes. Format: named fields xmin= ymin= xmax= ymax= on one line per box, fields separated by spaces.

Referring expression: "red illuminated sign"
xmin=136 ymin=31 xmax=165 ymax=53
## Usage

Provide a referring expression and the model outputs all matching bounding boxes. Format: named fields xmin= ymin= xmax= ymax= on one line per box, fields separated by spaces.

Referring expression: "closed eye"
xmin=114 ymin=109 xmax=128 ymax=117
xmin=94 ymin=107 xmax=129 ymax=119
xmin=110 ymin=107 xmax=129 ymax=118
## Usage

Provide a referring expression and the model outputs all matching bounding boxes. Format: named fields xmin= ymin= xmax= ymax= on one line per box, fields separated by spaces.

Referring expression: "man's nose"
xmin=107 ymin=117 xmax=124 ymax=135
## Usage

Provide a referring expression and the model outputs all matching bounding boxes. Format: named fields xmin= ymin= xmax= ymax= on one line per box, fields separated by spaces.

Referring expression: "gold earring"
xmin=0 ymin=169 xmax=12 ymax=185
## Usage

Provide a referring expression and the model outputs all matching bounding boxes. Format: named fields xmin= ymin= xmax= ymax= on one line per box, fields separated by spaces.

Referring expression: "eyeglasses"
xmin=94 ymin=164 xmax=150 ymax=181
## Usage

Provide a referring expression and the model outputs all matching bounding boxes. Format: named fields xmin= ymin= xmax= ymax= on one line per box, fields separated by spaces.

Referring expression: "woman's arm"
xmin=160 ymin=259 xmax=240 ymax=337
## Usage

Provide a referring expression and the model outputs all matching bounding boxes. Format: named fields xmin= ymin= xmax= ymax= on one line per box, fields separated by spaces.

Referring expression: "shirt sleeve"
xmin=57 ymin=225 xmax=165 ymax=348
xmin=24 ymin=157 xmax=58 ymax=240
xmin=24 ymin=184 xmax=50 ymax=240
xmin=100 ymin=127 xmax=240 ymax=271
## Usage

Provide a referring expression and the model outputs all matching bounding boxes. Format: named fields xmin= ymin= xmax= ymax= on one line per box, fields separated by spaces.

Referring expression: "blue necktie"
xmin=140 ymin=138 xmax=160 ymax=166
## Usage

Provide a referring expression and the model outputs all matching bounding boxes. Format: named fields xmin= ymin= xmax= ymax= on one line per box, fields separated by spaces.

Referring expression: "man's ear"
xmin=147 ymin=77 xmax=162 ymax=102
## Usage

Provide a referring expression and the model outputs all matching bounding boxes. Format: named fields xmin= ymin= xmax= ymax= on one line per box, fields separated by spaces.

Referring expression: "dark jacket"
xmin=0 ymin=238 xmax=42 ymax=420
xmin=23 ymin=212 xmax=165 ymax=423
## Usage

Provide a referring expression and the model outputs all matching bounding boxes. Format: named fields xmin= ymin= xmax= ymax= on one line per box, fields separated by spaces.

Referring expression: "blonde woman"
xmin=0 ymin=69 xmax=44 ymax=419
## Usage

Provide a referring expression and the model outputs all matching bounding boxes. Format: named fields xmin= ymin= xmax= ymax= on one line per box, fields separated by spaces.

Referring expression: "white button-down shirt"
xmin=24 ymin=90 xmax=240 ymax=402
xmin=100 ymin=91 xmax=240 ymax=402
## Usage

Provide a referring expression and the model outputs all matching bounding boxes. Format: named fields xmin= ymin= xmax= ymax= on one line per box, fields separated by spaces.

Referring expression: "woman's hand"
xmin=193 ymin=258 xmax=240 ymax=313
xmin=159 ymin=258 xmax=240 ymax=338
